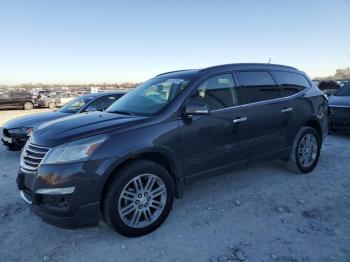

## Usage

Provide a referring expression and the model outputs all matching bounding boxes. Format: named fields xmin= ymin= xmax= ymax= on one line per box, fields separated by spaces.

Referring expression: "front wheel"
xmin=102 ymin=160 xmax=175 ymax=237
xmin=287 ymin=126 xmax=321 ymax=173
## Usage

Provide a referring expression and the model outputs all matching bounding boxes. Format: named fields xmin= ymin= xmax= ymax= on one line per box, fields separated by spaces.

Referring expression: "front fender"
xmin=94 ymin=120 xmax=183 ymax=198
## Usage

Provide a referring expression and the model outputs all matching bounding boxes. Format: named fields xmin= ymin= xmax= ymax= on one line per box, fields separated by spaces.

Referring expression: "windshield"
xmin=106 ymin=77 xmax=191 ymax=115
xmin=58 ymin=96 xmax=94 ymax=113
xmin=335 ymin=83 xmax=350 ymax=96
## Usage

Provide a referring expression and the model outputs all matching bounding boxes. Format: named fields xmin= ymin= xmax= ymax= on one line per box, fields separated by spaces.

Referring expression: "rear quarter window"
xmin=236 ymin=71 xmax=280 ymax=103
xmin=273 ymin=71 xmax=310 ymax=97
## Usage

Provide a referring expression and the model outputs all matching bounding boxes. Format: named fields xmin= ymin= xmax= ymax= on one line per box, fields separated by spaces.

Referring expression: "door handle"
xmin=233 ymin=116 xmax=248 ymax=123
xmin=281 ymin=107 xmax=293 ymax=113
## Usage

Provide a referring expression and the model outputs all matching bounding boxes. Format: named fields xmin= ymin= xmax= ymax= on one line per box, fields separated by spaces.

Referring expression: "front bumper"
xmin=328 ymin=110 xmax=350 ymax=132
xmin=2 ymin=129 xmax=28 ymax=150
xmin=16 ymin=158 xmax=116 ymax=228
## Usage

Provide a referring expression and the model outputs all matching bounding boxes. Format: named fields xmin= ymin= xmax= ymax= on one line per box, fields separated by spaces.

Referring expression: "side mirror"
xmin=183 ymin=100 xmax=210 ymax=116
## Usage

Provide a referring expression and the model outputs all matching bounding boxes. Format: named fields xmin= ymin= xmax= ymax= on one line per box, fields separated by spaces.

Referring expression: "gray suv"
xmin=17 ymin=63 xmax=328 ymax=237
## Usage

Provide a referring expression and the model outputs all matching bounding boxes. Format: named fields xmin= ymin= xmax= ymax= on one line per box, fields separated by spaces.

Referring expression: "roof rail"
xmin=199 ymin=63 xmax=298 ymax=73
xmin=155 ymin=69 xmax=196 ymax=77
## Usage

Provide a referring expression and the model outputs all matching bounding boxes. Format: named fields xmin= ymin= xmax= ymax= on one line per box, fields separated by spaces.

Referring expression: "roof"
xmin=205 ymin=62 xmax=296 ymax=71
xmin=82 ymin=91 xmax=127 ymax=98
xmin=155 ymin=63 xmax=299 ymax=79
xmin=155 ymin=69 xmax=200 ymax=79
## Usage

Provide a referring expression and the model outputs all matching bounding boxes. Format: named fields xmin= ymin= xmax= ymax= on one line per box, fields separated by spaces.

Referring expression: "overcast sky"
xmin=1 ymin=0 xmax=349 ymax=85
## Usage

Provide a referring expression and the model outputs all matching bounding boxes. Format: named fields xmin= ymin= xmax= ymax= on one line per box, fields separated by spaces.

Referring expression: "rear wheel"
xmin=102 ymin=160 xmax=175 ymax=237
xmin=23 ymin=102 xmax=33 ymax=110
xmin=48 ymin=102 xmax=56 ymax=109
xmin=287 ymin=126 xmax=321 ymax=173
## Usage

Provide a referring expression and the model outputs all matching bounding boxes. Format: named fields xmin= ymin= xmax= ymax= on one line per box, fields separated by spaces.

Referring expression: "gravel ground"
xmin=0 ymin=110 xmax=349 ymax=262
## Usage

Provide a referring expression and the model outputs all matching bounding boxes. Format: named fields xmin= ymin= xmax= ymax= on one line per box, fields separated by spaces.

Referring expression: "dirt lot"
xmin=0 ymin=110 xmax=349 ymax=262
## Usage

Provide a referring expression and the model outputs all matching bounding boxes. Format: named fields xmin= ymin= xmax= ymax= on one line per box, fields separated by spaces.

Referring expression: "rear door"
xmin=235 ymin=70 xmax=293 ymax=159
xmin=10 ymin=92 xmax=27 ymax=108
xmin=271 ymin=70 xmax=312 ymax=137
xmin=180 ymin=73 xmax=252 ymax=176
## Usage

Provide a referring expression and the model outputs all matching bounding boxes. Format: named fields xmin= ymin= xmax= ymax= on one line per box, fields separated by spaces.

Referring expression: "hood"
xmin=328 ymin=95 xmax=350 ymax=108
xmin=3 ymin=111 xmax=71 ymax=129
xmin=31 ymin=111 xmax=148 ymax=147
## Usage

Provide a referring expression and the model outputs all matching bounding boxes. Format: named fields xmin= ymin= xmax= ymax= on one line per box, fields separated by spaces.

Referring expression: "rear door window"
xmin=273 ymin=71 xmax=310 ymax=96
xmin=236 ymin=71 xmax=280 ymax=103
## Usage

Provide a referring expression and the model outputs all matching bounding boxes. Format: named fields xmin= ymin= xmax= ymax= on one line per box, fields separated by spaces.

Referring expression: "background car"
xmin=0 ymin=91 xmax=36 ymax=110
xmin=317 ymin=80 xmax=341 ymax=97
xmin=38 ymin=92 xmax=80 ymax=108
xmin=328 ymin=82 xmax=350 ymax=133
xmin=2 ymin=91 xmax=126 ymax=150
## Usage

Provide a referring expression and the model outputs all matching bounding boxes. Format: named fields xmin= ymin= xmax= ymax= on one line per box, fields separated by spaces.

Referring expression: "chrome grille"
xmin=20 ymin=142 xmax=50 ymax=172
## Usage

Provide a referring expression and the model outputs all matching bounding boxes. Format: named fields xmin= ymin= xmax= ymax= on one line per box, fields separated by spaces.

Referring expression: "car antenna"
xmin=268 ymin=58 xmax=271 ymax=64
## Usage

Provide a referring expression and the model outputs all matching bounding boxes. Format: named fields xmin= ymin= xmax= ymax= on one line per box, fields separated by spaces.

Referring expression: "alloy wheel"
xmin=118 ymin=174 xmax=167 ymax=229
xmin=297 ymin=133 xmax=318 ymax=168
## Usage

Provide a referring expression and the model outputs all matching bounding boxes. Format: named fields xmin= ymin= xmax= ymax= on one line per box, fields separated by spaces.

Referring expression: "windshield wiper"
xmin=108 ymin=110 xmax=135 ymax=116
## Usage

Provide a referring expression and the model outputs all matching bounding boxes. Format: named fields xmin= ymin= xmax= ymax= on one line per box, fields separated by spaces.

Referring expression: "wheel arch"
xmin=302 ymin=117 xmax=323 ymax=140
xmin=100 ymin=147 xmax=184 ymax=209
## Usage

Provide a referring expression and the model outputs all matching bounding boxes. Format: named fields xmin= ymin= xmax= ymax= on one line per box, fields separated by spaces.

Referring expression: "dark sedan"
xmin=2 ymin=91 xmax=125 ymax=150
xmin=0 ymin=91 xmax=36 ymax=110
xmin=328 ymin=82 xmax=350 ymax=132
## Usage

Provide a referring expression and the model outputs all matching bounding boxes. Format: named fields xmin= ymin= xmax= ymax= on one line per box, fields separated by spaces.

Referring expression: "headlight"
xmin=8 ymin=127 xmax=32 ymax=135
xmin=42 ymin=135 xmax=108 ymax=164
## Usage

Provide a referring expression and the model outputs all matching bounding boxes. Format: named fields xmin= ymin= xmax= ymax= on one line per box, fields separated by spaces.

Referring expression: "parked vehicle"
xmin=38 ymin=92 xmax=80 ymax=108
xmin=318 ymin=80 xmax=341 ymax=97
xmin=3 ymin=92 xmax=125 ymax=150
xmin=0 ymin=91 xmax=35 ymax=110
xmin=328 ymin=82 xmax=350 ymax=132
xmin=17 ymin=63 xmax=328 ymax=237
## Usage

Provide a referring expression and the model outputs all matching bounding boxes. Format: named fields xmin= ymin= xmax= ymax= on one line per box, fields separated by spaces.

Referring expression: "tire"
xmin=102 ymin=160 xmax=175 ymax=237
xmin=23 ymin=102 xmax=34 ymax=110
xmin=48 ymin=102 xmax=56 ymax=109
xmin=287 ymin=126 xmax=321 ymax=174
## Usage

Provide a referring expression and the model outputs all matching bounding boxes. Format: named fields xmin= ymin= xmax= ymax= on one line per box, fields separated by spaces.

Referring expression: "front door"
xmin=180 ymin=73 xmax=251 ymax=176
xmin=0 ymin=93 xmax=11 ymax=108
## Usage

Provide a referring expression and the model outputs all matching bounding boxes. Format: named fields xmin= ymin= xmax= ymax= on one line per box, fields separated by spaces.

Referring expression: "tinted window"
xmin=237 ymin=71 xmax=279 ymax=102
xmin=58 ymin=96 xmax=93 ymax=113
xmin=191 ymin=74 xmax=243 ymax=110
xmin=85 ymin=95 xmax=119 ymax=111
xmin=273 ymin=71 xmax=310 ymax=96
xmin=11 ymin=92 xmax=30 ymax=99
